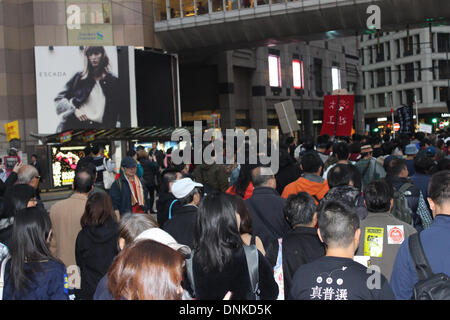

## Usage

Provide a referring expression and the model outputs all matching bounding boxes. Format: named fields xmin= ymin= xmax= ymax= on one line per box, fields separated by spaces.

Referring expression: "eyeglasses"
xmin=34 ymin=176 xmax=41 ymax=180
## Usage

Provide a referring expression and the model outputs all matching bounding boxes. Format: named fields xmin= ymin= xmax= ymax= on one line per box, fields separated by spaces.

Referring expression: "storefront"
xmin=30 ymin=126 xmax=193 ymax=191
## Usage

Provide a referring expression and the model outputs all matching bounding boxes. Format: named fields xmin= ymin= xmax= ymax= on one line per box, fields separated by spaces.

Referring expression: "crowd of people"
xmin=0 ymin=128 xmax=449 ymax=300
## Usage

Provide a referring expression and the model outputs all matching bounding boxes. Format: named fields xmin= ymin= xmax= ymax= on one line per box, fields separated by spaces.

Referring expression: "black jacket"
xmin=245 ymin=187 xmax=292 ymax=248
xmin=156 ymin=192 xmax=182 ymax=227
xmin=265 ymin=226 xmax=326 ymax=299
xmin=55 ymin=72 xmax=122 ymax=131
xmin=275 ymin=155 xmax=302 ymax=196
xmin=75 ymin=218 xmax=118 ymax=300
xmin=138 ymin=157 xmax=158 ymax=187
xmin=162 ymin=204 xmax=198 ymax=249
xmin=193 ymin=246 xmax=278 ymax=300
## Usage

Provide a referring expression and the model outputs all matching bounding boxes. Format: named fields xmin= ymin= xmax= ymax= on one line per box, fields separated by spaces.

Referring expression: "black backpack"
xmin=409 ymin=233 xmax=450 ymax=300
xmin=391 ymin=183 xmax=413 ymax=225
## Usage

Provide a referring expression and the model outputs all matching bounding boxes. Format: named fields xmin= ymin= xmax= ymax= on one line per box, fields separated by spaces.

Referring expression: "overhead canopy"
xmin=30 ymin=126 xmax=195 ymax=145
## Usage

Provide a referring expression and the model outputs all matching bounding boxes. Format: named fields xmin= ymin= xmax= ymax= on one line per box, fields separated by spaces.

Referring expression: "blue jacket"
xmin=390 ymin=214 xmax=450 ymax=299
xmin=2 ymin=259 xmax=69 ymax=300
xmin=109 ymin=175 xmax=150 ymax=216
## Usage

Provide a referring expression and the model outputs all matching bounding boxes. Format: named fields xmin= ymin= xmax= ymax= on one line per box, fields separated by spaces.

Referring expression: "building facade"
xmin=360 ymin=27 xmax=450 ymax=131
xmin=179 ymin=37 xmax=365 ymax=138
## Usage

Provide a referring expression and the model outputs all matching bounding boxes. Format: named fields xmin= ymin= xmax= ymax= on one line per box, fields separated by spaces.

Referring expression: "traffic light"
xmin=373 ymin=127 xmax=379 ymax=133
xmin=432 ymin=118 xmax=438 ymax=124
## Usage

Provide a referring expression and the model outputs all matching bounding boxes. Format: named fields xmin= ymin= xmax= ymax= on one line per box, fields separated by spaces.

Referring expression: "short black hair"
xmin=300 ymin=152 xmax=323 ymax=173
xmin=75 ymin=160 xmax=96 ymax=181
xmin=73 ymin=168 xmax=94 ymax=193
xmin=92 ymin=144 xmax=104 ymax=155
xmin=333 ymin=142 xmax=349 ymax=161
xmin=327 ymin=164 xmax=353 ymax=188
xmin=363 ymin=180 xmax=393 ymax=213
xmin=414 ymin=156 xmax=434 ymax=174
xmin=428 ymin=170 xmax=450 ymax=206
xmin=284 ymin=192 xmax=317 ymax=227
xmin=387 ymin=158 xmax=407 ymax=177
xmin=317 ymin=200 xmax=360 ymax=248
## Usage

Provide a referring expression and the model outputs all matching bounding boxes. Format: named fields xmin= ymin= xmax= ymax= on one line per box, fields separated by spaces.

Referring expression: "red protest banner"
xmin=320 ymin=95 xmax=355 ymax=137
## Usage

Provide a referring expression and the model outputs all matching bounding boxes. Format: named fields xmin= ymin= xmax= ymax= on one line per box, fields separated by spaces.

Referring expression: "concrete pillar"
xmin=217 ymin=51 xmax=235 ymax=129
xmin=250 ymin=47 xmax=267 ymax=130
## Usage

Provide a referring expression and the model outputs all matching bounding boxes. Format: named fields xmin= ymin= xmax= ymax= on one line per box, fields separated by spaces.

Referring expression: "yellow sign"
xmin=364 ymin=227 xmax=384 ymax=258
xmin=4 ymin=120 xmax=20 ymax=142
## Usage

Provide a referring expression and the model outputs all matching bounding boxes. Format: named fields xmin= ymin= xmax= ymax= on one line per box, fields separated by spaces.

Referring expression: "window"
xmin=438 ymin=60 xmax=450 ymax=80
xmin=376 ymin=43 xmax=384 ymax=62
xmin=438 ymin=33 xmax=450 ymax=53
xmin=440 ymin=87 xmax=449 ymax=102
xmin=416 ymin=61 xmax=422 ymax=81
xmin=405 ymin=89 xmax=415 ymax=106
xmin=314 ymin=58 xmax=323 ymax=96
xmin=386 ymin=42 xmax=391 ymax=60
xmin=405 ymin=63 xmax=414 ymax=83
xmin=404 ymin=37 xmax=413 ymax=56
xmin=415 ymin=34 xmax=421 ymax=54
xmin=377 ymin=93 xmax=385 ymax=108
xmin=396 ymin=39 xmax=401 ymax=58
xmin=331 ymin=66 xmax=341 ymax=91
xmin=292 ymin=60 xmax=304 ymax=89
xmin=268 ymin=55 xmax=281 ymax=87
xmin=377 ymin=68 xmax=386 ymax=87
xmin=70 ymin=2 xmax=112 ymax=24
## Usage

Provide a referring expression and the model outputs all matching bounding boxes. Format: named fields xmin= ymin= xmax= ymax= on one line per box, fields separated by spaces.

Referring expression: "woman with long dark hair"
xmin=0 ymin=184 xmax=37 ymax=249
xmin=226 ymin=163 xmax=256 ymax=200
xmin=191 ymin=192 xmax=278 ymax=300
xmin=1 ymin=207 xmax=68 ymax=300
xmin=75 ymin=191 xmax=118 ymax=300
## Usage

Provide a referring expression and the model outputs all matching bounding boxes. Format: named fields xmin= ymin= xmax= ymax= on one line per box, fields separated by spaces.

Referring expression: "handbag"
xmin=102 ymin=158 xmax=116 ymax=189
xmin=273 ymin=238 xmax=285 ymax=300
xmin=0 ymin=255 xmax=10 ymax=300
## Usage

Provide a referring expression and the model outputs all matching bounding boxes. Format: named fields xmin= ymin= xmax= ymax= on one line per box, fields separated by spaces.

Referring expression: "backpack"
xmin=185 ymin=244 xmax=261 ymax=300
xmin=391 ymin=183 xmax=413 ymax=225
xmin=409 ymin=233 xmax=450 ymax=300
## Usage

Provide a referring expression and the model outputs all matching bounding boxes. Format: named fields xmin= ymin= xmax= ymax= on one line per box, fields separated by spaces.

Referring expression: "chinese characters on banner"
xmin=397 ymin=105 xmax=414 ymax=134
xmin=320 ymin=95 xmax=355 ymax=137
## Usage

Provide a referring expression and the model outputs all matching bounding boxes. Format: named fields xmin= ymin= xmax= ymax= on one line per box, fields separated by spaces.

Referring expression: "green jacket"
xmin=355 ymin=158 xmax=386 ymax=189
xmin=192 ymin=163 xmax=229 ymax=192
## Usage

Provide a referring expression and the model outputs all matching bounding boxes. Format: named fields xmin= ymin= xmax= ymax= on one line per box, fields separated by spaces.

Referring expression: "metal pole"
xmin=333 ymin=94 xmax=340 ymax=141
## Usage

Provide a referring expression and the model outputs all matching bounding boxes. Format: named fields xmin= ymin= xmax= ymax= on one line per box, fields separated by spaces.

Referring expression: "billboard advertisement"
xmin=34 ymin=46 xmax=137 ymax=134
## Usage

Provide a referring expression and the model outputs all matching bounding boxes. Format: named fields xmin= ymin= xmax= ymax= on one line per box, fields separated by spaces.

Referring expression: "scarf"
xmin=124 ymin=174 xmax=145 ymax=208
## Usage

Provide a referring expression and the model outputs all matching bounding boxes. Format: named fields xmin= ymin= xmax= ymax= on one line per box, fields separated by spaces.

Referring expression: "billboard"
xmin=34 ymin=46 xmax=137 ymax=134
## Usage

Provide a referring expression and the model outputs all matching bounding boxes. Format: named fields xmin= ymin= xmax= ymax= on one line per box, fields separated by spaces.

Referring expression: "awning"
xmin=30 ymin=126 xmax=195 ymax=145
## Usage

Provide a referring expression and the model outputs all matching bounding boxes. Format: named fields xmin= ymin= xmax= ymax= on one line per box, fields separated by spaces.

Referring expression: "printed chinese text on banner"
xmin=320 ymin=95 xmax=354 ymax=137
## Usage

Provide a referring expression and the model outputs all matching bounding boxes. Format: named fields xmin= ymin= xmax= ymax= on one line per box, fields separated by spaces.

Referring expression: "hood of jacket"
xmin=82 ymin=219 xmax=118 ymax=244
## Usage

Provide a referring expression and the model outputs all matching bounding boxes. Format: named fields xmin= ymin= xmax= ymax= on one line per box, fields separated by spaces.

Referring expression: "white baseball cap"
xmin=135 ymin=228 xmax=191 ymax=257
xmin=171 ymin=177 xmax=203 ymax=199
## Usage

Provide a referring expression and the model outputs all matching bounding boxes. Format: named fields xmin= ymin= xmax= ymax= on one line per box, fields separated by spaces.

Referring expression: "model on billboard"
xmin=54 ymin=46 xmax=121 ymax=132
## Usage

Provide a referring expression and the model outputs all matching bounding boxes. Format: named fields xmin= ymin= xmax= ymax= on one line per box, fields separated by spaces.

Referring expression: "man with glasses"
xmin=17 ymin=164 xmax=45 ymax=211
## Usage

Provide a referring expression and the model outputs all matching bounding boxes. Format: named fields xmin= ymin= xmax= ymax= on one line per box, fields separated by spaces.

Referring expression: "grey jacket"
xmin=356 ymin=211 xmax=417 ymax=282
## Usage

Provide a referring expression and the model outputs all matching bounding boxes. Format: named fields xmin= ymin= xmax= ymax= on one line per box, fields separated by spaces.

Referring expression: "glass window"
xmin=169 ymin=0 xmax=181 ymax=18
xmin=182 ymin=0 xmax=195 ymax=16
xmin=292 ymin=59 xmax=304 ymax=89
xmin=268 ymin=55 xmax=281 ymax=87
xmin=439 ymin=60 xmax=450 ymax=79
xmin=196 ymin=0 xmax=209 ymax=13
xmin=155 ymin=0 xmax=168 ymax=20
xmin=438 ymin=33 xmax=450 ymax=53
xmin=331 ymin=66 xmax=341 ymax=91
xmin=212 ymin=0 xmax=223 ymax=12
